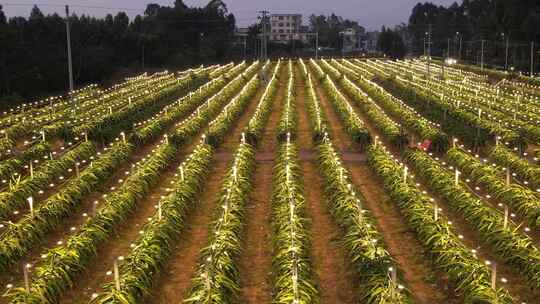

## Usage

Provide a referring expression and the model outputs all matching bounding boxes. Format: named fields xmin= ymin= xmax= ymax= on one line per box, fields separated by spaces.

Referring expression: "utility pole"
xmin=442 ymin=37 xmax=448 ymax=80
xmin=142 ymin=44 xmax=145 ymax=70
xmin=292 ymin=33 xmax=296 ymax=57
xmin=341 ymin=32 xmax=346 ymax=56
xmin=504 ymin=34 xmax=509 ymax=71
xmin=315 ymin=32 xmax=319 ymax=59
xmin=531 ymin=41 xmax=535 ymax=77
xmin=456 ymin=32 xmax=462 ymax=60
xmin=427 ymin=23 xmax=432 ymax=79
xmin=480 ymin=39 xmax=485 ymax=71
xmin=258 ymin=10 xmax=269 ymax=60
xmin=65 ymin=5 xmax=74 ymax=92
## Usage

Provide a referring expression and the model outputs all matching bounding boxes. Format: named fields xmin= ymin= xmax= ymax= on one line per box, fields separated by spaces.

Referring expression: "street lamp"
xmin=455 ymin=32 xmax=462 ymax=60
xmin=424 ymin=32 xmax=428 ymax=57
xmin=501 ymin=33 xmax=509 ymax=71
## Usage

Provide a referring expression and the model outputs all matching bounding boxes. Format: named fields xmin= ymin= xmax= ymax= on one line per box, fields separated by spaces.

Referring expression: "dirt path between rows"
xmin=60 ymin=150 xmax=189 ymax=302
xmin=237 ymin=67 xmax=285 ymax=303
xmin=0 ymin=92 xmax=211 ymax=297
xmin=295 ymin=66 xmax=358 ymax=303
xmin=310 ymin=64 xmax=449 ymax=304
xmin=341 ymin=60 xmax=540 ymax=303
xmin=147 ymin=78 xmax=268 ymax=303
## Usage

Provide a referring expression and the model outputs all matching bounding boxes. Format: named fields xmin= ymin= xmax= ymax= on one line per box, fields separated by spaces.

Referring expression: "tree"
xmin=377 ymin=27 xmax=407 ymax=59
xmin=145 ymin=4 xmax=161 ymax=17
xmin=308 ymin=13 xmax=364 ymax=49
xmin=407 ymin=0 xmax=540 ymax=70
xmin=206 ymin=0 xmax=227 ymax=14
xmin=0 ymin=1 xmax=238 ymax=105
xmin=0 ymin=5 xmax=6 ymax=25
xmin=113 ymin=12 xmax=129 ymax=34
xmin=174 ymin=0 xmax=188 ymax=10
xmin=29 ymin=5 xmax=44 ymax=20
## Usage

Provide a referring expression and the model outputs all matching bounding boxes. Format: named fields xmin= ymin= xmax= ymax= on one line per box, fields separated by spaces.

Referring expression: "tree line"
xmin=376 ymin=0 xmax=540 ymax=69
xmin=408 ymin=0 xmax=540 ymax=70
xmin=0 ymin=0 xmax=236 ymax=107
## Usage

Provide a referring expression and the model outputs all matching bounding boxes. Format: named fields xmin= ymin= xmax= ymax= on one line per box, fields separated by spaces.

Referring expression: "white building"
xmin=270 ymin=14 xmax=307 ymax=43
xmin=339 ymin=27 xmax=367 ymax=53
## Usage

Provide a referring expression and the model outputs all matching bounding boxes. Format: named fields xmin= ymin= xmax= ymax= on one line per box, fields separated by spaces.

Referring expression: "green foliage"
xmin=0 ymin=141 xmax=133 ymax=271
xmin=405 ymin=148 xmax=540 ymax=289
xmin=375 ymin=76 xmax=525 ymax=149
xmin=447 ymin=148 xmax=540 ymax=228
xmin=7 ymin=142 xmax=177 ymax=303
xmin=207 ymin=73 xmax=260 ymax=147
xmin=408 ymin=1 xmax=540 ymax=70
xmin=367 ymin=144 xmax=512 ymax=303
xmin=310 ymin=60 xmax=371 ymax=148
xmin=73 ymin=72 xmax=209 ymax=141
xmin=277 ymin=61 xmax=298 ymax=142
xmin=132 ymin=77 xmax=224 ymax=144
xmin=488 ymin=145 xmax=540 ymax=190
xmin=308 ymin=14 xmax=365 ymax=50
xmin=172 ymin=62 xmax=260 ymax=146
xmin=0 ymin=141 xmax=96 ymax=220
xmin=94 ymin=62 xmax=274 ymax=303
xmin=0 ymin=121 xmax=34 ymax=155
xmin=336 ymin=72 xmax=409 ymax=150
xmin=0 ymin=142 xmax=51 ymax=182
xmin=244 ymin=61 xmax=281 ymax=145
xmin=91 ymin=143 xmax=214 ymax=303
xmin=364 ymin=59 xmax=536 ymax=150
xmin=272 ymin=142 xmax=319 ymax=304
xmin=0 ymin=2 xmax=236 ymax=103
xmin=131 ymin=63 xmax=243 ymax=146
xmin=335 ymin=59 xmax=450 ymax=153
xmin=304 ymin=72 xmax=330 ymax=142
xmin=185 ymin=143 xmax=255 ymax=303
xmin=408 ymin=61 xmax=540 ymax=146
xmin=308 ymin=59 xmax=326 ymax=81
xmin=304 ymin=62 xmax=410 ymax=302
xmin=316 ymin=139 xmax=412 ymax=303
xmin=377 ymin=27 xmax=407 ymax=59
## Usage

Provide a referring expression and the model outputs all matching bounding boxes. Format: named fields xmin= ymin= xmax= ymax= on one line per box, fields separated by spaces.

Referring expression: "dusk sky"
xmin=3 ymin=0 xmax=457 ymax=30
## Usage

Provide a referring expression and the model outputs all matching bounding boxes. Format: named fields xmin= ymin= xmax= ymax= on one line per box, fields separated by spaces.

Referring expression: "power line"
xmin=3 ymin=3 xmax=146 ymax=12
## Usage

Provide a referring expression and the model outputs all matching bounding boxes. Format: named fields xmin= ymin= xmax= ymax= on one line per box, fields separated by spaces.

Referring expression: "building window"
xmin=273 ymin=35 xmax=278 ymax=40
xmin=279 ymin=16 xmax=283 ymax=20
xmin=279 ymin=29 xmax=284 ymax=33
xmin=279 ymin=23 xmax=284 ymax=27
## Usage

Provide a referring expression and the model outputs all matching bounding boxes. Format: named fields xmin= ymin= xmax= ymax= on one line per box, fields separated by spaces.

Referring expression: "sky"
xmin=2 ymin=0 xmax=457 ymax=31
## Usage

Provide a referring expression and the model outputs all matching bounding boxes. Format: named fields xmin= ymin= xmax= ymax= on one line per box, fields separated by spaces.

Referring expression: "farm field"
xmin=0 ymin=58 xmax=539 ymax=304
